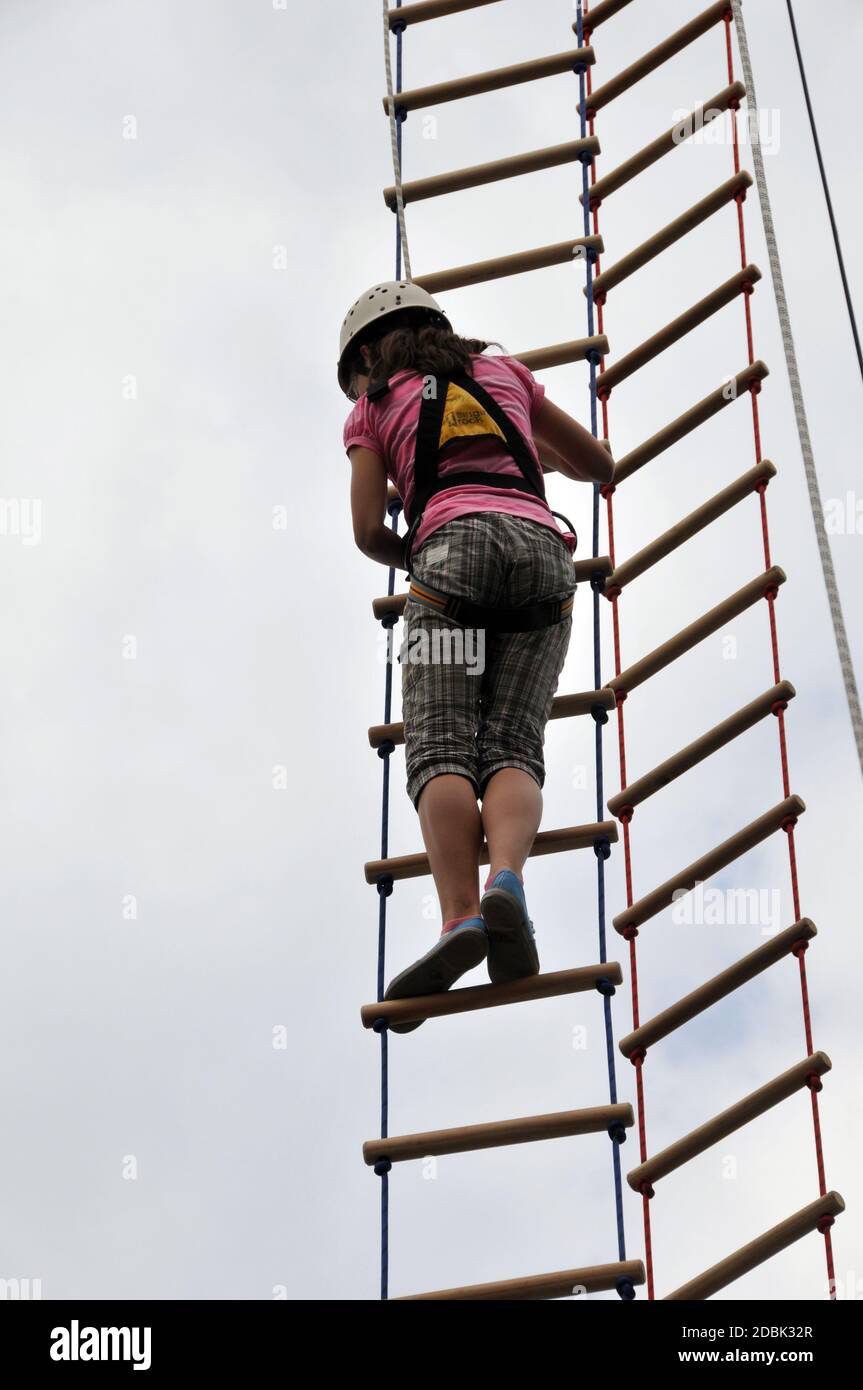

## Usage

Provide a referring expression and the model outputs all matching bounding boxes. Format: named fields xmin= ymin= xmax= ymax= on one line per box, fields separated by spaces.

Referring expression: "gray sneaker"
xmin=384 ymin=918 xmax=488 ymax=1034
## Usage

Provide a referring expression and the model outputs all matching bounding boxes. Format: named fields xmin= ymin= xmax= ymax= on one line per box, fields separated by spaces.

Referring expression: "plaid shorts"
xmin=400 ymin=513 xmax=575 ymax=809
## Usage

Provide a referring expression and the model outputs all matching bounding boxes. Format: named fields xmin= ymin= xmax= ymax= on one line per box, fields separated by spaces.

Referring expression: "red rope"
xmin=582 ymin=1 xmax=834 ymax=1301
xmin=626 ymin=926 xmax=640 ymax=1029
xmin=776 ymin=710 xmax=792 ymax=799
xmin=724 ymin=12 xmax=834 ymax=1297
xmin=758 ymin=490 xmax=772 ymax=567
xmin=786 ymin=826 xmax=802 ymax=923
xmin=605 ymin=489 xmax=617 ymax=565
xmin=766 ymin=596 xmax=781 ymax=684
xmin=615 ymin=689 xmax=628 ymax=797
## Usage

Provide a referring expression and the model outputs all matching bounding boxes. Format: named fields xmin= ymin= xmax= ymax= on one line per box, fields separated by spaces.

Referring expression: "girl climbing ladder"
xmin=339 ymin=281 xmax=614 ymax=1029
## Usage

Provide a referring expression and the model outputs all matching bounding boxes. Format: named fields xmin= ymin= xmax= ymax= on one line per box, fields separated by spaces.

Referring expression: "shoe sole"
xmin=481 ymin=887 xmax=540 ymax=984
xmin=384 ymin=925 xmax=488 ymax=1034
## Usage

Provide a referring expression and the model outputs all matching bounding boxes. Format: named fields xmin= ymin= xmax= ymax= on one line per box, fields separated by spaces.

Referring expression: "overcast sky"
xmin=1 ymin=0 xmax=861 ymax=1302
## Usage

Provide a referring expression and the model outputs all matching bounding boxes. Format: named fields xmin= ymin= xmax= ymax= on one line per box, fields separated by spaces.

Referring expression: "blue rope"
xmin=374 ymin=498 xmax=401 ymax=1308
xmin=373 ymin=0 xmax=406 ymax=1306
xmin=576 ymin=1 xmax=628 ymax=1276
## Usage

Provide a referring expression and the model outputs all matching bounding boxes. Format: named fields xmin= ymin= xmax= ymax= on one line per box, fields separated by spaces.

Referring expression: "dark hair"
xmin=347 ymin=309 xmax=498 ymax=395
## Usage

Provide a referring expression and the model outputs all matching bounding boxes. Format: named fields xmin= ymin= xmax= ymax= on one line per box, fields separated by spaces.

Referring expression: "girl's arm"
xmin=533 ymin=396 xmax=615 ymax=485
xmin=536 ymin=440 xmax=568 ymax=475
xmin=348 ymin=445 xmax=407 ymax=568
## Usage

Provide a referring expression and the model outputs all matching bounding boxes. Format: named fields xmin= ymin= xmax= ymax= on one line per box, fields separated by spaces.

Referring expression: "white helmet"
xmin=337 ymin=280 xmax=450 ymax=395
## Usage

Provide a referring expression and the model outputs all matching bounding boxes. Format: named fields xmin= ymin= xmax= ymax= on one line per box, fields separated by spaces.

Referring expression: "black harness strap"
xmin=411 ymin=377 xmax=450 ymax=506
xmin=365 ymin=369 xmax=578 ymax=584
xmin=410 ymin=372 xmax=546 ymax=527
xmin=409 ymin=577 xmax=574 ymax=634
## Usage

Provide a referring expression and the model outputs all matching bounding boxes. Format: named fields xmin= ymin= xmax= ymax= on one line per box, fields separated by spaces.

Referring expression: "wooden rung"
xmin=372 ymin=592 xmax=405 ymax=620
xmin=369 ymin=685 xmax=616 ymax=748
xmin=596 ymin=267 xmax=761 ymax=395
xmin=546 ymin=684 xmax=616 ymax=716
xmin=628 ymin=1053 xmax=831 ymax=1192
xmin=366 ymin=820 xmax=619 ymax=884
xmin=614 ymin=361 xmax=768 ymax=482
xmin=383 ymin=46 xmax=595 ymax=114
xmin=363 ymin=1102 xmax=633 ymax=1165
xmin=383 ymin=137 xmax=600 ymax=209
xmin=395 ymin=1258 xmax=646 ymax=1301
xmin=516 ymin=334 xmax=609 ymax=372
xmin=608 ymin=565 xmax=786 ymax=697
xmin=582 ymin=82 xmax=745 ymax=209
xmin=581 ymin=0 xmax=638 ymax=38
xmin=612 ymin=795 xmax=805 ymax=936
xmin=361 ymin=961 xmax=624 ymax=1030
xmin=619 ymin=919 xmax=818 ymax=1058
xmin=368 ymin=719 xmax=404 ymax=749
xmin=608 ymin=680 xmax=794 ymax=816
xmin=414 ymin=236 xmax=604 ymax=295
xmin=578 ymin=2 xmax=734 ymax=113
xmin=389 ymin=0 xmax=504 ymax=28
xmin=606 ymin=462 xmax=776 ymax=595
xmin=371 ymin=557 xmax=613 ymax=621
xmin=590 ymin=172 xmax=752 ymax=300
xmin=664 ymin=1192 xmax=844 ymax=1301
xmin=581 ymin=0 xmax=637 ymax=37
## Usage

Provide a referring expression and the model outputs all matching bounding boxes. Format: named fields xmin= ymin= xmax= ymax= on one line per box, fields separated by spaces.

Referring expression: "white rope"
xmin=383 ymin=2 xmax=412 ymax=280
xmin=732 ymin=0 xmax=863 ymax=777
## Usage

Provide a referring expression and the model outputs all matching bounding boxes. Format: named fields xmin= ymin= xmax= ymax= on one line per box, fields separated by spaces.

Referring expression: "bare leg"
xmin=481 ymin=768 xmax=542 ymax=881
xmin=417 ymin=774 xmax=483 ymax=925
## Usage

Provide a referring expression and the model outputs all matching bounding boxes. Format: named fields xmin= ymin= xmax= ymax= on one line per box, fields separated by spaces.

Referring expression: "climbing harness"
xmin=407 ymin=574 xmax=574 ymax=633
xmin=368 ymin=369 xmax=578 ymax=560
xmin=370 ymin=366 xmax=579 ymax=630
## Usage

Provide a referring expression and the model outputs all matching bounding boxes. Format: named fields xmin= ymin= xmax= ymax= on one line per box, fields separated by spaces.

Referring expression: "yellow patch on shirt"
xmin=438 ymin=382 xmax=506 ymax=450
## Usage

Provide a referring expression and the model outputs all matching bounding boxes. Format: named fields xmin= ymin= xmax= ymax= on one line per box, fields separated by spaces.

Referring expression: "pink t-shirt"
xmin=343 ymin=353 xmax=575 ymax=553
